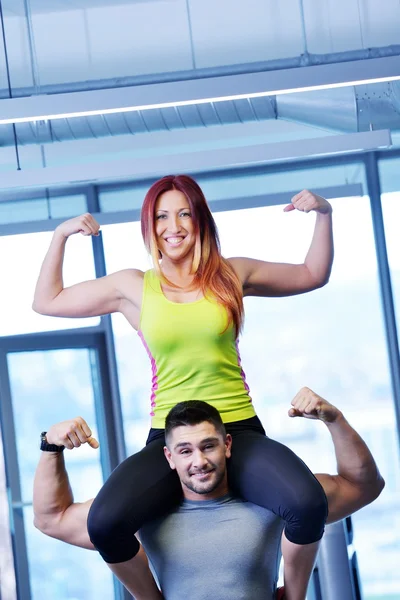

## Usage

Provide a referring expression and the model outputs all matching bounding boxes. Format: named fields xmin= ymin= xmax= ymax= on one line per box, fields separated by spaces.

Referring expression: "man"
xmin=33 ymin=387 xmax=384 ymax=600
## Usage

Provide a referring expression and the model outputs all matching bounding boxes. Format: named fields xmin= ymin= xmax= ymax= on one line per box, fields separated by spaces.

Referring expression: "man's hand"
xmin=284 ymin=190 xmax=332 ymax=214
xmin=288 ymin=387 xmax=342 ymax=424
xmin=46 ymin=417 xmax=99 ymax=450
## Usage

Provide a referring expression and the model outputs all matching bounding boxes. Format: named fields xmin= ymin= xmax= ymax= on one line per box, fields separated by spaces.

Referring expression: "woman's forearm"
xmin=32 ymin=228 xmax=68 ymax=313
xmin=304 ymin=211 xmax=334 ymax=286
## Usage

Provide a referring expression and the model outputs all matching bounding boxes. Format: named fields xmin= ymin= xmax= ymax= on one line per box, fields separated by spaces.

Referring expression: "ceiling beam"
xmin=0 ymin=183 xmax=363 ymax=237
xmin=0 ymin=56 xmax=399 ymax=124
xmin=0 ymin=130 xmax=391 ymax=193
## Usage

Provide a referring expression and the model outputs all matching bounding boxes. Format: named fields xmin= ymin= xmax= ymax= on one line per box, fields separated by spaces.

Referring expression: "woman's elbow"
xmin=314 ymin=270 xmax=331 ymax=289
xmin=32 ymin=299 xmax=57 ymax=316
xmin=32 ymin=300 xmax=44 ymax=315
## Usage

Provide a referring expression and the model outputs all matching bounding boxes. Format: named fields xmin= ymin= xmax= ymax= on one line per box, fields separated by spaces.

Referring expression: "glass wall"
xmin=379 ymin=156 xmax=400 ymax=334
xmin=0 ymin=429 xmax=16 ymax=600
xmin=0 ymin=231 xmax=99 ymax=336
xmin=102 ymin=221 xmax=153 ymax=455
xmin=6 ymin=347 xmax=114 ymax=600
xmin=1 ymin=153 xmax=400 ymax=598
xmin=213 ymin=195 xmax=400 ymax=600
xmin=0 ymin=194 xmax=87 ymax=225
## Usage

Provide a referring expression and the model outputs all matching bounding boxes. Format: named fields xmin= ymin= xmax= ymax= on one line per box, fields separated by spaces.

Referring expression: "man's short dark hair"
xmin=165 ymin=400 xmax=226 ymax=446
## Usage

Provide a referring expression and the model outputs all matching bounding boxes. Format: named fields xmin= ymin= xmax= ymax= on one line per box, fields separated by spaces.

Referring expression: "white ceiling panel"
xmin=1 ymin=0 xmax=193 ymax=88
xmin=189 ymin=0 xmax=304 ymax=68
xmin=2 ymin=14 xmax=34 ymax=89
xmin=32 ymin=11 xmax=91 ymax=86
xmin=304 ymin=0 xmax=400 ymax=54
xmin=2 ymin=0 xmax=165 ymax=17
xmin=304 ymin=0 xmax=363 ymax=54
xmin=359 ymin=0 xmax=400 ymax=48
xmin=80 ymin=1 xmax=193 ymax=79
xmin=1 ymin=0 xmax=399 ymax=92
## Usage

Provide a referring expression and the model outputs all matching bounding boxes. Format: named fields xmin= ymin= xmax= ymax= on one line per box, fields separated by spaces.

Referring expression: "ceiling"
xmin=0 ymin=0 xmax=399 ymax=193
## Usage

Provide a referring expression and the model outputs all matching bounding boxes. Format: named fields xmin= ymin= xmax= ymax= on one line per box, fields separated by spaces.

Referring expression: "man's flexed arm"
xmin=33 ymin=417 xmax=97 ymax=549
xmin=289 ymin=387 xmax=385 ymax=524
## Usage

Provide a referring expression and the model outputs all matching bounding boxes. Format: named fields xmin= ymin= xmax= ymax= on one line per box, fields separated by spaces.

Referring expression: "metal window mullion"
xmin=0 ymin=328 xmax=103 ymax=352
xmin=365 ymin=152 xmax=400 ymax=448
xmin=87 ymin=186 xmax=129 ymax=600
xmin=0 ymin=349 xmax=31 ymax=600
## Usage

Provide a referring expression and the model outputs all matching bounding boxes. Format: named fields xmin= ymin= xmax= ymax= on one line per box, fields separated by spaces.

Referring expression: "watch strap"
xmin=40 ymin=431 xmax=65 ymax=452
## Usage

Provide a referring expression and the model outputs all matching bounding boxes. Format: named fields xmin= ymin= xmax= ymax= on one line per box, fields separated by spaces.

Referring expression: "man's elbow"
xmin=360 ymin=474 xmax=385 ymax=507
xmin=33 ymin=514 xmax=61 ymax=539
xmin=372 ymin=473 xmax=385 ymax=500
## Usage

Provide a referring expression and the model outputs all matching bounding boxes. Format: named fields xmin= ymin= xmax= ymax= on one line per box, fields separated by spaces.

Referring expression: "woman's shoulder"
xmin=226 ymin=257 xmax=251 ymax=282
xmin=112 ymin=268 xmax=145 ymax=282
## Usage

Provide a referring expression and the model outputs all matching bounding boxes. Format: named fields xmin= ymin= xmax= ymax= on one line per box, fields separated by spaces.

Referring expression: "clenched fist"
xmin=284 ymin=190 xmax=332 ymax=215
xmin=46 ymin=417 xmax=99 ymax=450
xmin=55 ymin=213 xmax=100 ymax=239
xmin=289 ymin=387 xmax=341 ymax=423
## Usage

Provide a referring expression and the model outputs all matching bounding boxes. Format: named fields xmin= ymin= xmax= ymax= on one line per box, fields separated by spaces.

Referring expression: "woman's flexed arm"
xmin=32 ymin=214 xmax=134 ymax=318
xmin=229 ymin=190 xmax=333 ymax=297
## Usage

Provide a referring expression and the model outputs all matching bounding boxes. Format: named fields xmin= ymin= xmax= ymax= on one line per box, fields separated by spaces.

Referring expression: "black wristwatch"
xmin=40 ymin=431 xmax=65 ymax=452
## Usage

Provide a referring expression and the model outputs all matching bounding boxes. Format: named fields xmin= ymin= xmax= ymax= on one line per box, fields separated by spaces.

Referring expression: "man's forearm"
xmin=33 ymin=451 xmax=73 ymax=532
xmin=325 ymin=412 xmax=383 ymax=487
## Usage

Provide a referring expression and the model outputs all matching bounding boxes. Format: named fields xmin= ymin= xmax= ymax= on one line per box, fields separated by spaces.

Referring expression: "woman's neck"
xmin=160 ymin=255 xmax=195 ymax=281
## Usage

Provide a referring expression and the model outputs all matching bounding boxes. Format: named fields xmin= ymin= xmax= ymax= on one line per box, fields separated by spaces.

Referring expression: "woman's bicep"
xmin=35 ymin=270 xmax=141 ymax=318
xmin=229 ymin=257 xmax=315 ymax=297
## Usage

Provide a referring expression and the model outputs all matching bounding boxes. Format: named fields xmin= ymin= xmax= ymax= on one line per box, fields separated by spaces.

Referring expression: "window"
xmin=6 ymin=347 xmax=113 ymax=600
xmin=101 ymin=221 xmax=152 ymax=455
xmin=0 ymin=430 xmax=16 ymax=599
xmin=214 ymin=196 xmax=399 ymax=599
xmin=0 ymin=231 xmax=99 ymax=336
xmin=379 ymin=156 xmax=400 ymax=333
xmin=0 ymin=194 xmax=87 ymax=225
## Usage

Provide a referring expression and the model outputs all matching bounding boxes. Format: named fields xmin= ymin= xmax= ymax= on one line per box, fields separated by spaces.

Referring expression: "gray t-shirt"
xmin=140 ymin=494 xmax=284 ymax=600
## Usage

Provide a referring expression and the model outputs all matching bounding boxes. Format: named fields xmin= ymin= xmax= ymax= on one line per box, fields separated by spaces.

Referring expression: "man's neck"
xmin=182 ymin=484 xmax=230 ymax=502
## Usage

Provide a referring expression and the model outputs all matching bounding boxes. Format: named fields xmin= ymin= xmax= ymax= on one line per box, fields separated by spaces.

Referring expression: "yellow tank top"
xmin=138 ymin=270 xmax=256 ymax=428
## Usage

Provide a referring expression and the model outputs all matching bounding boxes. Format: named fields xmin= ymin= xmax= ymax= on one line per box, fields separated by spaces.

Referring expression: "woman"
xmin=33 ymin=175 xmax=333 ymax=600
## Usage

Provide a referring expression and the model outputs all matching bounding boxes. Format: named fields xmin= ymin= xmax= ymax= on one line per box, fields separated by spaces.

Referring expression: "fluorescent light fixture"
xmin=0 ymin=75 xmax=400 ymax=125
xmin=0 ymin=55 xmax=399 ymax=125
xmin=0 ymin=130 xmax=391 ymax=193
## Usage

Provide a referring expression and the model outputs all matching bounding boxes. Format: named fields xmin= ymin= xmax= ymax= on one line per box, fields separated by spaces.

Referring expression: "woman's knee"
xmin=87 ymin=498 xmax=140 ymax=562
xmin=283 ymin=477 xmax=328 ymax=544
xmin=87 ymin=497 xmax=123 ymax=547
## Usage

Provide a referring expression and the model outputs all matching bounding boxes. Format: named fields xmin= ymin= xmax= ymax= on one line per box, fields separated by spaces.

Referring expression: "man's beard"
xmin=183 ymin=464 xmax=226 ymax=495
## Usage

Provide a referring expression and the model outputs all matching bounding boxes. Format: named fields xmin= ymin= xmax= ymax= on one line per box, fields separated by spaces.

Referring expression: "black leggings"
xmin=87 ymin=416 xmax=328 ymax=563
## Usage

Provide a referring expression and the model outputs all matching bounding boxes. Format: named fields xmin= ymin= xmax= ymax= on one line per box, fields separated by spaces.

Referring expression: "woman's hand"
xmin=55 ymin=213 xmax=100 ymax=239
xmin=284 ymin=190 xmax=332 ymax=214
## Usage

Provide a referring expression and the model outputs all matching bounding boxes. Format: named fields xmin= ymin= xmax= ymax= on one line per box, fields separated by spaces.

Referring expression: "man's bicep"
xmin=315 ymin=473 xmax=367 ymax=524
xmin=52 ymin=499 xmax=94 ymax=550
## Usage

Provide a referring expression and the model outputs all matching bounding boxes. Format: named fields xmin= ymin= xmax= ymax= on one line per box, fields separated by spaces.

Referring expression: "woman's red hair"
xmin=141 ymin=175 xmax=244 ymax=337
